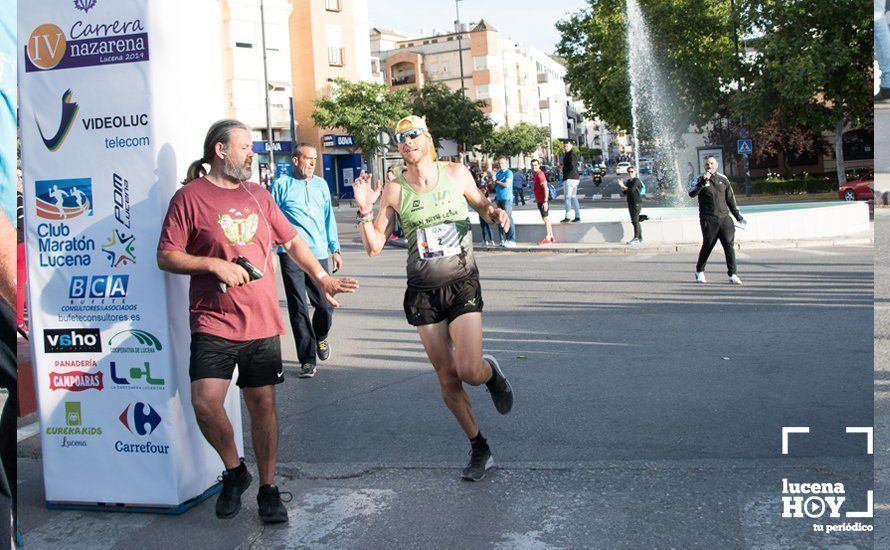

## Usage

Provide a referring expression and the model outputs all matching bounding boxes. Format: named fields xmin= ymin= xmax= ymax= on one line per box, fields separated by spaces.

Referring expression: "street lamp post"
xmin=260 ymin=0 xmax=276 ymax=178
xmin=455 ymin=0 xmax=466 ymax=96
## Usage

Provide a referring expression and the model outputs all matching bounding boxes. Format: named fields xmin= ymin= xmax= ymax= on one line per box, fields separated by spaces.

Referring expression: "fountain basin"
xmin=469 ymin=202 xmax=870 ymax=244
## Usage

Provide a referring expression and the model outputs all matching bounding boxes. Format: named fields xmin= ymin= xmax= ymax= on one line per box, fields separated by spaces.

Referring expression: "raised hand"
xmin=353 ymin=171 xmax=381 ymax=211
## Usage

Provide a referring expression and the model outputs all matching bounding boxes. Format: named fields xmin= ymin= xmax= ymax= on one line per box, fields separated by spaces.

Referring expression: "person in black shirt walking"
xmin=618 ymin=165 xmax=644 ymax=245
xmin=688 ymin=155 xmax=745 ymax=284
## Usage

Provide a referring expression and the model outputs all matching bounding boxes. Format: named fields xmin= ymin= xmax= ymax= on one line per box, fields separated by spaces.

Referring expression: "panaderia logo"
xmin=25 ymin=17 xmax=149 ymax=73
xmin=49 ymin=370 xmax=104 ymax=391
xmin=36 ymin=89 xmax=78 ymax=152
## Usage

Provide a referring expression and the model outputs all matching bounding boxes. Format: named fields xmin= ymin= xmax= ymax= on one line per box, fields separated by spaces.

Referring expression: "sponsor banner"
xmin=20 ymin=0 xmax=242 ymax=507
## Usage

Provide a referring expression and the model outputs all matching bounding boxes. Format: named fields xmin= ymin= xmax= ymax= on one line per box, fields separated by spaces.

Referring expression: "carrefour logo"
xmin=118 ymin=402 xmax=161 ymax=436
xmin=36 ymin=89 xmax=78 ymax=152
xmin=35 ymin=178 xmax=93 ymax=220
xmin=25 ymin=18 xmax=149 ymax=73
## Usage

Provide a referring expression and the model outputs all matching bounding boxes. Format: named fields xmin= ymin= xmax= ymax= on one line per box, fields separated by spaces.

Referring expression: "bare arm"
xmin=157 ymin=249 xmax=250 ymax=287
xmin=353 ymin=172 xmax=398 ymax=257
xmin=449 ymin=163 xmax=510 ymax=230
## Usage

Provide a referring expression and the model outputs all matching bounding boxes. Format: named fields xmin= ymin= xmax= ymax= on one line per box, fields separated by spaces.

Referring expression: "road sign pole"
xmin=744 ymin=153 xmax=751 ymax=197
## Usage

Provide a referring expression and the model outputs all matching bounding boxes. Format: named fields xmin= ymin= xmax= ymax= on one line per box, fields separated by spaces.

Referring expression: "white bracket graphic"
xmin=846 ymin=490 xmax=873 ymax=518
xmin=782 ymin=426 xmax=810 ymax=455
xmin=845 ymin=427 xmax=873 ymax=455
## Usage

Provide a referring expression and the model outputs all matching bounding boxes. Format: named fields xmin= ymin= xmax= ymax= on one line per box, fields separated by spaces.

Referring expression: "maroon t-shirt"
xmin=533 ymin=170 xmax=548 ymax=204
xmin=158 ymin=178 xmax=298 ymax=341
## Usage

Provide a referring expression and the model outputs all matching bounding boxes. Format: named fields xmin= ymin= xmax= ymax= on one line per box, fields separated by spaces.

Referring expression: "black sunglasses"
xmin=395 ymin=129 xmax=424 ymax=143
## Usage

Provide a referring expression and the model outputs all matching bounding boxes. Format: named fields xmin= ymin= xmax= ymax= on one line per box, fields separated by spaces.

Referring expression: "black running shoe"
xmin=317 ymin=338 xmax=331 ymax=361
xmin=461 ymin=446 xmax=495 ymax=482
xmin=299 ymin=363 xmax=317 ymax=378
xmin=571 ymin=217 xmax=581 ymax=223
xmin=257 ymin=484 xmax=292 ymax=524
xmin=483 ymin=354 xmax=513 ymax=414
xmin=216 ymin=460 xmax=252 ymax=518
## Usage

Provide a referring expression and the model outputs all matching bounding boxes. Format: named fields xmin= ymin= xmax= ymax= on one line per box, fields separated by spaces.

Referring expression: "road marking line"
xmin=626 ymin=253 xmax=657 ymax=262
xmin=790 ymin=248 xmax=841 ymax=256
xmin=17 ymin=422 xmax=40 ymax=442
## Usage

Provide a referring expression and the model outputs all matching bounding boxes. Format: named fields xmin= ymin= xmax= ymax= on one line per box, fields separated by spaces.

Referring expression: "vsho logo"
xmin=36 ymin=222 xmax=95 ymax=268
xmin=110 ymin=361 xmax=165 ymax=389
xmin=35 ymin=177 xmax=93 ymax=220
xmin=44 ymin=328 xmax=102 ymax=353
xmin=781 ymin=479 xmax=846 ymax=519
xmin=113 ymin=173 xmax=130 ymax=228
xmin=107 ymin=329 xmax=162 ymax=354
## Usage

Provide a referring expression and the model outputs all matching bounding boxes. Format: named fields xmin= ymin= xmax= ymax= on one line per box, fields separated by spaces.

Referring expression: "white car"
xmin=616 ymin=162 xmax=631 ymax=175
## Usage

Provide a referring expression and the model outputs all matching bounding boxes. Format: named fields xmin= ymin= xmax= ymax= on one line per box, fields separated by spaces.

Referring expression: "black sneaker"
xmin=483 ymin=354 xmax=513 ymax=414
xmin=299 ymin=363 xmax=317 ymax=378
xmin=257 ymin=484 xmax=292 ymax=524
xmin=571 ymin=218 xmax=581 ymax=223
xmin=215 ymin=460 xmax=252 ymax=519
xmin=559 ymin=218 xmax=571 ymax=223
xmin=317 ymin=339 xmax=331 ymax=361
xmin=461 ymin=446 xmax=495 ymax=482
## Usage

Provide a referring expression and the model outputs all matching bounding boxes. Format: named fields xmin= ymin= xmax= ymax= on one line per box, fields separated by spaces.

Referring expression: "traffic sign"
xmin=737 ymin=139 xmax=753 ymax=155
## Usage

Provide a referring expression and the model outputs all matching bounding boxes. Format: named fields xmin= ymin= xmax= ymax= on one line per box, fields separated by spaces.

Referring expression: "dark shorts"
xmin=403 ymin=277 xmax=484 ymax=326
xmin=537 ymin=202 xmax=549 ymax=218
xmin=190 ymin=333 xmax=284 ymax=388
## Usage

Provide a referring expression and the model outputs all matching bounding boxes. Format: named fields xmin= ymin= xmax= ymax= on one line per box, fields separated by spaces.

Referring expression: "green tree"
xmin=556 ymin=0 xmax=735 ymax=133
xmin=312 ymin=78 xmax=411 ymax=171
xmin=409 ymin=83 xmax=494 ymax=153
xmin=482 ymin=123 xmax=548 ymax=160
xmin=733 ymin=0 xmax=872 ymax=185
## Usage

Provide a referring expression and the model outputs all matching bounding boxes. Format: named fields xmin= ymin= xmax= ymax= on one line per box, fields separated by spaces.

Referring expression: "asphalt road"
xmin=18 ymin=226 xmax=874 ymax=548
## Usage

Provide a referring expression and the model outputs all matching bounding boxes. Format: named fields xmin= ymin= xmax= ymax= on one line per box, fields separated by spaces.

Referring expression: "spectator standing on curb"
xmin=618 ymin=165 xmax=644 ymax=245
xmin=270 ymin=143 xmax=343 ymax=379
xmin=512 ymin=168 xmax=527 ymax=206
xmin=494 ymin=156 xmax=517 ymax=248
xmin=531 ymin=159 xmax=554 ymax=245
xmin=559 ymin=141 xmax=581 ymax=223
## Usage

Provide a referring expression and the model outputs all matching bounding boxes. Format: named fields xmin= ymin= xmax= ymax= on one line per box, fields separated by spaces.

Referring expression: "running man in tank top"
xmin=353 ymin=115 xmax=514 ymax=482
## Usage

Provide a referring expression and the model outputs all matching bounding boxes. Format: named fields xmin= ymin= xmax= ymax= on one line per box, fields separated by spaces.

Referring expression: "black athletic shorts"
xmin=190 ymin=333 xmax=284 ymax=388
xmin=403 ymin=277 xmax=484 ymax=326
xmin=537 ymin=202 xmax=549 ymax=218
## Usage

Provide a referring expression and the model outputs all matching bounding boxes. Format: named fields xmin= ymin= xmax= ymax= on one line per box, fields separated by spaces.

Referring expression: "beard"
xmin=221 ymin=155 xmax=252 ymax=182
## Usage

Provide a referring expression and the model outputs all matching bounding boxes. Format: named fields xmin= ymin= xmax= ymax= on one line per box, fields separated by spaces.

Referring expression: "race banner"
xmin=19 ymin=0 xmax=244 ymax=508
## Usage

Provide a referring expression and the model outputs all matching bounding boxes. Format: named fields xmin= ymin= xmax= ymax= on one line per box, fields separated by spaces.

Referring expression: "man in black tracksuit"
xmin=688 ymin=155 xmax=745 ymax=284
xmin=618 ymin=165 xmax=643 ymax=244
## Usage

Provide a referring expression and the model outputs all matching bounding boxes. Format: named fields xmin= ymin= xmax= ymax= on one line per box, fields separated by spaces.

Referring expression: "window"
xmin=328 ymin=47 xmax=344 ymax=66
xmin=235 ymin=42 xmax=252 ymax=49
xmin=441 ymin=63 xmax=448 ymax=74
xmin=475 ymin=85 xmax=490 ymax=100
xmin=473 ymin=56 xmax=487 ymax=70
xmin=843 ymin=128 xmax=874 ymax=161
xmin=327 ymin=25 xmax=343 ymax=66
xmin=231 ymin=19 xmax=255 ymax=48
xmin=325 ymin=0 xmax=341 ymax=12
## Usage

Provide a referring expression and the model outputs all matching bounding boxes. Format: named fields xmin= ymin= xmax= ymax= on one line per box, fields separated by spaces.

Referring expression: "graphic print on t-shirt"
xmin=218 ymin=208 xmax=259 ymax=247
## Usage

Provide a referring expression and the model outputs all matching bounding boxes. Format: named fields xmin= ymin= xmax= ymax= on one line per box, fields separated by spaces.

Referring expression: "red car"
xmin=838 ymin=173 xmax=874 ymax=201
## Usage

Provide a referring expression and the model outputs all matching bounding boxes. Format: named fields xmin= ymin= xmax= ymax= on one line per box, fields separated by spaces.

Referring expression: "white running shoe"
xmin=729 ymin=274 xmax=742 ymax=285
xmin=502 ymin=240 xmax=516 ymax=248
xmin=695 ymin=271 xmax=707 ymax=283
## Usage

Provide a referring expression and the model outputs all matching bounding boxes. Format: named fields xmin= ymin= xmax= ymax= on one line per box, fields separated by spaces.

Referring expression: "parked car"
xmin=638 ymin=158 xmax=652 ymax=174
xmin=616 ymin=162 xmax=632 ymax=175
xmin=838 ymin=172 xmax=874 ymax=201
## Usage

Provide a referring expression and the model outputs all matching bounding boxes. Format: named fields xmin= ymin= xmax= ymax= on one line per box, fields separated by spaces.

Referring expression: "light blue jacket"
xmin=270 ymin=174 xmax=340 ymax=259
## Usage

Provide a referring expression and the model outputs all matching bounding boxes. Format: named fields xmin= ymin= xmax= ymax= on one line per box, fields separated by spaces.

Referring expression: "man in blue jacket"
xmin=270 ymin=143 xmax=342 ymax=378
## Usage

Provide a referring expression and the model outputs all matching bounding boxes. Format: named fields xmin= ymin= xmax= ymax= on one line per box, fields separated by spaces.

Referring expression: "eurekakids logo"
xmin=24 ymin=13 xmax=149 ymax=73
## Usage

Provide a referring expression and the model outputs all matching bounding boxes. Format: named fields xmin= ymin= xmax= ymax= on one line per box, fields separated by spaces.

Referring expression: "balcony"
xmin=327 ymin=47 xmax=344 ymax=67
xmin=391 ymin=75 xmax=417 ymax=86
xmin=537 ymin=72 xmax=549 ymax=83
xmin=539 ymin=99 xmax=550 ymax=109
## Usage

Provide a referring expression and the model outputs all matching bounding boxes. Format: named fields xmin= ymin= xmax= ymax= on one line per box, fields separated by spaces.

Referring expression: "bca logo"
xmin=118 ymin=402 xmax=161 ymax=436
xmin=69 ymin=274 xmax=129 ymax=299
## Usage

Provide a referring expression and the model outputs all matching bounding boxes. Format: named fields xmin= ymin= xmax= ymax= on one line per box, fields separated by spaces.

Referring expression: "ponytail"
xmin=182 ymin=119 xmax=250 ymax=185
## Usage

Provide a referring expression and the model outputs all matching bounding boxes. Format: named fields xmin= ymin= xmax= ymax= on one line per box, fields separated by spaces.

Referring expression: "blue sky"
xmin=368 ymin=0 xmax=590 ymax=55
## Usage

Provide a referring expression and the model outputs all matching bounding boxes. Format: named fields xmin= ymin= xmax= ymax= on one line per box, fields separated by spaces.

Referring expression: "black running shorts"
xmin=403 ymin=277 xmax=484 ymax=326
xmin=537 ymin=202 xmax=549 ymax=218
xmin=190 ymin=333 xmax=284 ymax=388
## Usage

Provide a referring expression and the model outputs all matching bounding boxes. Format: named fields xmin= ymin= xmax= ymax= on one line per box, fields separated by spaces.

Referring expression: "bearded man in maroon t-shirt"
xmin=157 ymin=119 xmax=358 ymax=524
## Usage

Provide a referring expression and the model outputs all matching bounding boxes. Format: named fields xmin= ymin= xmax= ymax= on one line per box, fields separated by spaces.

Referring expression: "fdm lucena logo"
xmin=24 ymin=4 xmax=149 ymax=73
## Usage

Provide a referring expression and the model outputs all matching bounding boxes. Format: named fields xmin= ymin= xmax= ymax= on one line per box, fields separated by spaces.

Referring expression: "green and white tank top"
xmin=399 ymin=162 xmax=478 ymax=288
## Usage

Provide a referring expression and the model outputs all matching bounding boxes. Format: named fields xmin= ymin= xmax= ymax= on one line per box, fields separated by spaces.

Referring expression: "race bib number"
xmin=417 ymin=223 xmax=462 ymax=260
